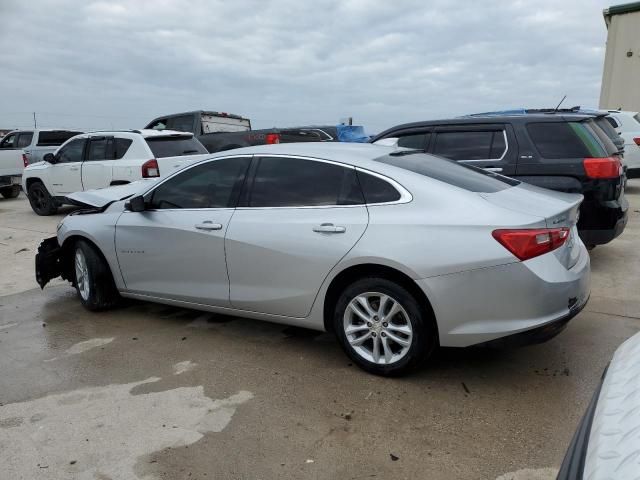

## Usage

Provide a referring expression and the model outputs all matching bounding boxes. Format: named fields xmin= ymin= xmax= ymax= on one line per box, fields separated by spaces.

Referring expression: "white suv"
xmin=23 ymin=129 xmax=211 ymax=215
xmin=604 ymin=110 xmax=640 ymax=178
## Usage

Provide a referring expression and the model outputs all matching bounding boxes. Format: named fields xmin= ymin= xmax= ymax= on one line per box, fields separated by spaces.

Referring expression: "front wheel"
xmin=333 ymin=277 xmax=436 ymax=376
xmin=73 ymin=240 xmax=120 ymax=311
xmin=27 ymin=182 xmax=57 ymax=215
xmin=0 ymin=185 xmax=20 ymax=198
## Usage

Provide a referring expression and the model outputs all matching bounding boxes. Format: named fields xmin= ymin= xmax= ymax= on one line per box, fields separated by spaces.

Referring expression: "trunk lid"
xmin=480 ymin=183 xmax=583 ymax=268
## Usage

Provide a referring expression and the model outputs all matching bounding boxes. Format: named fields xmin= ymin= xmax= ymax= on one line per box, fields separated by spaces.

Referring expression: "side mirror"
xmin=125 ymin=195 xmax=146 ymax=212
xmin=43 ymin=153 xmax=56 ymax=163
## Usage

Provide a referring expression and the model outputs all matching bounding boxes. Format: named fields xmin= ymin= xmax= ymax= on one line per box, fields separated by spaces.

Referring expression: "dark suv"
xmin=371 ymin=114 xmax=628 ymax=246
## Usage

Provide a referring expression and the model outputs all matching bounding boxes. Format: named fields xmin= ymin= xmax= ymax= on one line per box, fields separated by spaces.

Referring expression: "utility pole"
xmin=33 ymin=112 xmax=37 ymax=128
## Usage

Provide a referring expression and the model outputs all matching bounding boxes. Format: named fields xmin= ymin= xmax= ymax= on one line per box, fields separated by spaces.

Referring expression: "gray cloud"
xmin=0 ymin=0 xmax=612 ymax=133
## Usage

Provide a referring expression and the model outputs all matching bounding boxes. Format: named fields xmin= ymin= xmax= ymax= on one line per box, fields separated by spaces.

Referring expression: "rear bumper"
xmin=35 ymin=236 xmax=64 ymax=288
xmin=0 ymin=175 xmax=22 ymax=188
xmin=579 ymin=195 xmax=628 ymax=246
xmin=417 ymin=243 xmax=591 ymax=348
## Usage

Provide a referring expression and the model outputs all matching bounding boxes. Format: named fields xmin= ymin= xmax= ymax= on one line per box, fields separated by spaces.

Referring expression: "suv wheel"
xmin=333 ymin=277 xmax=436 ymax=376
xmin=0 ymin=185 xmax=20 ymax=198
xmin=73 ymin=240 xmax=120 ymax=311
xmin=27 ymin=182 xmax=57 ymax=215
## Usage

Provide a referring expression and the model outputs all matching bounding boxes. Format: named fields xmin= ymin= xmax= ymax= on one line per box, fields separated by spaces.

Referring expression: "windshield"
xmin=375 ymin=152 xmax=519 ymax=193
xmin=145 ymin=137 xmax=208 ymax=158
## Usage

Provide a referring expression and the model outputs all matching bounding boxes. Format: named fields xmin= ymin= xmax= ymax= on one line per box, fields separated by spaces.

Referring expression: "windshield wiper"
xmin=389 ymin=149 xmax=428 ymax=157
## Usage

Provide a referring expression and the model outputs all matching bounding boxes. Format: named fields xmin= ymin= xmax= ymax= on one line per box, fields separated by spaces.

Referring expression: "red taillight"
xmin=22 ymin=154 xmax=28 ymax=167
xmin=492 ymin=228 xmax=570 ymax=261
xmin=633 ymin=137 xmax=640 ymax=146
xmin=141 ymin=159 xmax=159 ymax=178
xmin=583 ymin=157 xmax=622 ymax=179
xmin=266 ymin=133 xmax=280 ymax=144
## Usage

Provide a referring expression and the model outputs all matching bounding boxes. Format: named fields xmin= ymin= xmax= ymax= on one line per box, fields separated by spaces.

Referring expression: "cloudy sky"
xmin=0 ymin=0 xmax=615 ymax=133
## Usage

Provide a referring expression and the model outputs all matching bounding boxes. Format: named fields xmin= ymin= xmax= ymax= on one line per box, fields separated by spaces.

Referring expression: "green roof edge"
xmin=604 ymin=1 xmax=640 ymax=17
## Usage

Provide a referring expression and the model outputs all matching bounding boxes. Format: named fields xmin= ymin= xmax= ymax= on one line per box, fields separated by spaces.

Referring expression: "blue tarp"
xmin=336 ymin=125 xmax=369 ymax=143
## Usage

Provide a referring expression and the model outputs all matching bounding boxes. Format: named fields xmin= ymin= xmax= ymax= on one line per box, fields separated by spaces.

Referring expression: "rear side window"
xmin=150 ymin=157 xmax=251 ymax=209
xmin=605 ymin=116 xmax=620 ymax=129
xmin=247 ymin=157 xmax=364 ymax=207
xmin=526 ymin=122 xmax=605 ymax=159
xmin=397 ymin=133 xmax=430 ymax=149
xmin=594 ymin=117 xmax=620 ymax=142
xmin=587 ymin=120 xmax=619 ymax=156
xmin=87 ymin=138 xmax=108 ymax=161
xmin=17 ymin=132 xmax=33 ymax=148
xmin=376 ymin=153 xmax=518 ymax=193
xmin=432 ymin=131 xmax=506 ymax=160
xmin=357 ymin=171 xmax=401 ymax=203
xmin=145 ymin=137 xmax=207 ymax=158
xmin=37 ymin=131 xmax=83 ymax=147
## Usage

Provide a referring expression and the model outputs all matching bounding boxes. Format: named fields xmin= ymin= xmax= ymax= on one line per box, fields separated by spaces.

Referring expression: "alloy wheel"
xmin=75 ymin=249 xmax=90 ymax=301
xmin=343 ymin=292 xmax=414 ymax=365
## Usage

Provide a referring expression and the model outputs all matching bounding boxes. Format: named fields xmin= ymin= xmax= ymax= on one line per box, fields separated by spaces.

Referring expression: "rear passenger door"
xmin=429 ymin=125 xmax=517 ymax=176
xmin=225 ymin=156 xmax=369 ymax=318
xmin=49 ymin=138 xmax=85 ymax=195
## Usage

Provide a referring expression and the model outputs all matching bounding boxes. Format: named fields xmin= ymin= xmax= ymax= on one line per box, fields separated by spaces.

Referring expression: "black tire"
xmin=27 ymin=182 xmax=57 ymax=215
xmin=0 ymin=185 xmax=20 ymax=198
xmin=73 ymin=240 xmax=120 ymax=311
xmin=333 ymin=277 xmax=436 ymax=376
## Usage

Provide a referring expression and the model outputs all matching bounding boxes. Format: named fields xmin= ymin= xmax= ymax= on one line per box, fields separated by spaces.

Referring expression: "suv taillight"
xmin=141 ymin=159 xmax=159 ymax=178
xmin=266 ymin=133 xmax=280 ymax=144
xmin=583 ymin=157 xmax=622 ymax=179
xmin=492 ymin=228 xmax=570 ymax=261
xmin=22 ymin=154 xmax=29 ymax=167
xmin=633 ymin=137 xmax=640 ymax=146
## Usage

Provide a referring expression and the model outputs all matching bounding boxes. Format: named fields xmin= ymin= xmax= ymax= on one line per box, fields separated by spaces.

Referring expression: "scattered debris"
xmin=306 ymin=459 xmax=315 ymax=464
xmin=132 ymin=337 xmax=138 ymax=341
xmin=390 ymin=453 xmax=399 ymax=461
xmin=365 ymin=391 xmax=373 ymax=400
xmin=70 ymin=460 xmax=77 ymax=465
xmin=181 ymin=337 xmax=187 ymax=341
xmin=14 ymin=247 xmax=29 ymax=254
xmin=462 ymin=382 xmax=471 ymax=394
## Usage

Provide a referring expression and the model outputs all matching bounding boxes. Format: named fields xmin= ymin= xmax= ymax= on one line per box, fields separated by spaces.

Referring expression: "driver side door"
xmin=115 ymin=155 xmax=251 ymax=306
xmin=49 ymin=138 xmax=86 ymax=195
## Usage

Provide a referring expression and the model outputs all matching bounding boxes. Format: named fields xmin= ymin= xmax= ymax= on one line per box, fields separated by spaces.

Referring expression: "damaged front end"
xmin=35 ymin=236 xmax=72 ymax=289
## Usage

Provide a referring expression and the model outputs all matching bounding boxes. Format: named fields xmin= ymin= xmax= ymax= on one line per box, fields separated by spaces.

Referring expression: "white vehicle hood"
xmin=65 ymin=179 xmax=158 ymax=208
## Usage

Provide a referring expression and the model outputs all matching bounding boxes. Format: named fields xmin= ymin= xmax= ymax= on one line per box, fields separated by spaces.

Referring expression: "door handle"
xmin=313 ymin=223 xmax=346 ymax=234
xmin=484 ymin=167 xmax=503 ymax=173
xmin=195 ymin=221 xmax=223 ymax=231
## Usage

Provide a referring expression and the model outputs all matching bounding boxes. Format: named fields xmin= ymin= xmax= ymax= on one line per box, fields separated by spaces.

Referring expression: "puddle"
xmin=45 ymin=337 xmax=115 ymax=362
xmin=0 ymin=377 xmax=253 ymax=479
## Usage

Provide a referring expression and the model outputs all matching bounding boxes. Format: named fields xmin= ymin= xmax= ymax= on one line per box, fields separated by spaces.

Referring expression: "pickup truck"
xmin=1 ymin=129 xmax=83 ymax=164
xmin=0 ymin=132 xmax=31 ymax=198
xmin=145 ymin=110 xmax=356 ymax=153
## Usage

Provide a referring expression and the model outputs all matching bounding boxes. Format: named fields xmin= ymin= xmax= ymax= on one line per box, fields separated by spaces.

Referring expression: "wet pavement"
xmin=1 ymin=183 xmax=639 ymax=480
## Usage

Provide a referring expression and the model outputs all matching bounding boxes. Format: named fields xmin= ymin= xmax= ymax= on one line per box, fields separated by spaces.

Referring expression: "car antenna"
xmin=553 ymin=95 xmax=567 ymax=112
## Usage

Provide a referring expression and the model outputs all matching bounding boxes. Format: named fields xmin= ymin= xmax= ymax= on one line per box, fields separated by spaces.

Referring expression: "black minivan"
xmin=371 ymin=114 xmax=628 ymax=247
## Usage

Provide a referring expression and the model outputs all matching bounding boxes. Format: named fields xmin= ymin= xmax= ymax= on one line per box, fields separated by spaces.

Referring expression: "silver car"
xmin=35 ymin=143 xmax=590 ymax=375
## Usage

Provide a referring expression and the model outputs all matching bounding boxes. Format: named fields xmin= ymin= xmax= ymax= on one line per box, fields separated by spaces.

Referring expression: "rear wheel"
xmin=27 ymin=182 xmax=57 ymax=215
xmin=333 ymin=277 xmax=436 ymax=376
xmin=73 ymin=240 xmax=120 ymax=311
xmin=0 ymin=185 xmax=20 ymax=198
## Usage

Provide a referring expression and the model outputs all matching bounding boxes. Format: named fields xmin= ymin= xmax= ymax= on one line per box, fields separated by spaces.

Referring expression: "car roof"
xmin=209 ymin=142 xmax=397 ymax=169
xmin=372 ymin=114 xmax=597 ymax=140
xmin=79 ymin=129 xmax=192 ymax=138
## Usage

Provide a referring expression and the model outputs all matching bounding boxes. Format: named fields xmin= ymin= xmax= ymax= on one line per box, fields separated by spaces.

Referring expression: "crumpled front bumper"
xmin=35 ymin=236 xmax=64 ymax=289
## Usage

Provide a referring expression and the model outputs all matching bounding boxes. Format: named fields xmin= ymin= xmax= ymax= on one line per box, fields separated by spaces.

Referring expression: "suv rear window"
xmin=37 ymin=131 xmax=83 ymax=147
xmin=376 ymin=153 xmax=518 ymax=193
xmin=526 ymin=122 xmax=607 ymax=159
xmin=145 ymin=136 xmax=208 ymax=158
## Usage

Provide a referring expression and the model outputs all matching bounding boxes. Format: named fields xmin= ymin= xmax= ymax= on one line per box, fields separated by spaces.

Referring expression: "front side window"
xmin=247 ymin=157 xmax=363 ymax=207
xmin=397 ymin=133 xmax=430 ymax=150
xmin=16 ymin=132 xmax=34 ymax=148
xmin=87 ymin=138 xmax=108 ymax=161
xmin=149 ymin=157 xmax=251 ymax=209
xmin=56 ymin=138 xmax=85 ymax=163
xmin=433 ymin=130 xmax=505 ymax=161
xmin=0 ymin=133 xmax=16 ymax=149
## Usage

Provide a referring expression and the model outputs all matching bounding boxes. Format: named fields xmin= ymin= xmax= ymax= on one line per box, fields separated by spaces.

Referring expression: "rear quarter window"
xmin=145 ymin=137 xmax=208 ymax=158
xmin=375 ymin=153 xmax=518 ymax=193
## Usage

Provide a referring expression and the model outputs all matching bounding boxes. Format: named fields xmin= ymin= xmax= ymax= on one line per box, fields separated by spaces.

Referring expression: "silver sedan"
xmin=35 ymin=143 xmax=590 ymax=375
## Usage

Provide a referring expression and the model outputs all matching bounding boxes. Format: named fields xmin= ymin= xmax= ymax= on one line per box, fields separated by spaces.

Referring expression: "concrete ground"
xmin=1 ymin=183 xmax=639 ymax=480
